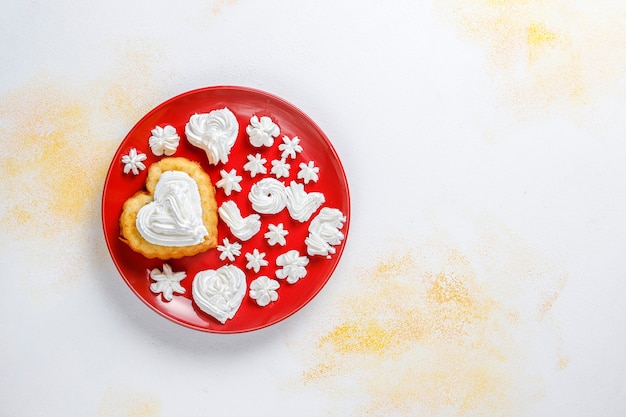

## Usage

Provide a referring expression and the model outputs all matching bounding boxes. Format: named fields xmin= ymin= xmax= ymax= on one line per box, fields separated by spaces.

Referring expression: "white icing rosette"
xmin=246 ymin=115 xmax=280 ymax=147
xmin=249 ymin=276 xmax=280 ymax=307
xmin=185 ymin=108 xmax=239 ymax=165
xmin=248 ymin=177 xmax=288 ymax=215
xmin=276 ymin=250 xmax=309 ymax=284
xmin=149 ymin=125 xmax=180 ymax=156
xmin=192 ymin=265 xmax=246 ymax=324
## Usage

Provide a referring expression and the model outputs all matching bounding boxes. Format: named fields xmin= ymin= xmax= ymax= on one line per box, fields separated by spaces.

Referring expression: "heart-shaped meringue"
xmin=185 ymin=108 xmax=239 ymax=165
xmin=192 ymin=265 xmax=246 ymax=323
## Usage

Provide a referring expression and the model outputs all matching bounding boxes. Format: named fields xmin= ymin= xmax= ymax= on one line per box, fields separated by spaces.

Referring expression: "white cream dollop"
xmin=305 ymin=207 xmax=346 ymax=257
xmin=185 ymin=108 xmax=239 ymax=165
xmin=284 ymin=181 xmax=325 ymax=223
xmin=136 ymin=171 xmax=208 ymax=247
xmin=192 ymin=265 xmax=246 ymax=324
xmin=246 ymin=115 xmax=280 ymax=147
xmin=248 ymin=178 xmax=288 ymax=214
xmin=249 ymin=276 xmax=280 ymax=307
xmin=149 ymin=125 xmax=180 ymax=156
xmin=218 ymin=200 xmax=261 ymax=241
xmin=276 ymin=250 xmax=309 ymax=284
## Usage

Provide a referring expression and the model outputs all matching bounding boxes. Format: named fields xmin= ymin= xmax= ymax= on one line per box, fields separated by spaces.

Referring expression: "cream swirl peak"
xmin=185 ymin=108 xmax=239 ymax=165
xmin=248 ymin=178 xmax=288 ymax=214
xmin=136 ymin=171 xmax=208 ymax=247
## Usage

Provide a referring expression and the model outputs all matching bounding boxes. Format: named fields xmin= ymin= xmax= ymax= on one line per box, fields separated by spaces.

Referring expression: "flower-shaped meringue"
xmin=264 ymin=223 xmax=288 ymax=246
xmin=243 ymin=153 xmax=268 ymax=177
xmin=271 ymin=159 xmax=290 ymax=179
xmin=279 ymin=136 xmax=303 ymax=160
xmin=217 ymin=238 xmax=242 ymax=262
xmin=249 ymin=276 xmax=280 ymax=307
xmin=121 ymin=148 xmax=147 ymax=175
xmin=149 ymin=125 xmax=180 ymax=156
xmin=276 ymin=250 xmax=309 ymax=284
xmin=297 ymin=161 xmax=320 ymax=184
xmin=247 ymin=115 xmax=280 ymax=147
xmin=216 ymin=168 xmax=243 ymax=196
xmin=149 ymin=263 xmax=186 ymax=301
xmin=245 ymin=249 xmax=269 ymax=273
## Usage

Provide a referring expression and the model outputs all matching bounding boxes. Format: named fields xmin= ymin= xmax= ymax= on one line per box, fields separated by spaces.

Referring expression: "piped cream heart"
xmin=119 ymin=157 xmax=218 ymax=260
xmin=136 ymin=171 xmax=207 ymax=246
xmin=192 ymin=265 xmax=246 ymax=324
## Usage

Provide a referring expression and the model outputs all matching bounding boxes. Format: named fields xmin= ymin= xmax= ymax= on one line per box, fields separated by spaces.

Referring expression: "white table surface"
xmin=2 ymin=1 xmax=626 ymax=416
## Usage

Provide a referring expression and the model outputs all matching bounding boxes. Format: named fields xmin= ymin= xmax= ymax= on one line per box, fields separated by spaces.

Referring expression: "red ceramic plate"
xmin=102 ymin=86 xmax=350 ymax=333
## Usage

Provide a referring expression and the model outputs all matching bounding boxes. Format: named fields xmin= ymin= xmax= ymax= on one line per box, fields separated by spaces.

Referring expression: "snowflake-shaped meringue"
xmin=121 ymin=148 xmax=147 ymax=175
xmin=249 ymin=276 xmax=280 ymax=307
xmin=245 ymin=249 xmax=269 ymax=273
xmin=271 ymin=159 xmax=290 ymax=179
xmin=264 ymin=223 xmax=289 ymax=246
xmin=247 ymin=115 xmax=280 ymax=147
xmin=278 ymin=135 xmax=303 ymax=160
xmin=243 ymin=153 xmax=267 ymax=177
xmin=149 ymin=263 xmax=186 ymax=301
xmin=276 ymin=250 xmax=309 ymax=284
xmin=216 ymin=168 xmax=243 ymax=196
xmin=217 ymin=238 xmax=242 ymax=262
xmin=297 ymin=161 xmax=320 ymax=184
xmin=149 ymin=125 xmax=180 ymax=156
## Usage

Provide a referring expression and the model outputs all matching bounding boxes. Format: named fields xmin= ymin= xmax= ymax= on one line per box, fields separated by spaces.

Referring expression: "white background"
xmin=2 ymin=1 xmax=626 ymax=416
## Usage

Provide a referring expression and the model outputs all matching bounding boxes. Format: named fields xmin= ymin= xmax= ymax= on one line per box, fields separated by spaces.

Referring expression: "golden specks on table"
xmin=0 ymin=43 xmax=167 ymax=296
xmin=434 ymin=0 xmax=626 ymax=117
xmin=94 ymin=386 xmax=162 ymax=417
xmin=300 ymin=216 xmax=567 ymax=416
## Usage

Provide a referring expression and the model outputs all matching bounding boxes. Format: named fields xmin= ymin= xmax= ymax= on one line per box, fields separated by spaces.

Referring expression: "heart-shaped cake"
xmin=119 ymin=157 xmax=218 ymax=259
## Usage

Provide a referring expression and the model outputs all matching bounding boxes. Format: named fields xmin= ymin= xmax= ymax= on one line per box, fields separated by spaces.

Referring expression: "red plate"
xmin=101 ymin=86 xmax=350 ymax=333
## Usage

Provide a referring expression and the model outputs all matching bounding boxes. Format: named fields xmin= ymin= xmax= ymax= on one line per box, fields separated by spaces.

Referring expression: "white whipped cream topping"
xmin=244 ymin=248 xmax=268 ymax=273
xmin=247 ymin=115 xmax=280 ymax=147
xmin=217 ymin=237 xmax=242 ymax=262
xmin=216 ymin=168 xmax=243 ymax=196
xmin=243 ymin=153 xmax=267 ymax=177
xmin=192 ymin=265 xmax=246 ymax=324
xmin=276 ymin=250 xmax=309 ymax=284
xmin=121 ymin=148 xmax=147 ymax=175
xmin=264 ymin=223 xmax=288 ymax=246
xmin=218 ymin=200 xmax=261 ymax=241
xmin=270 ymin=158 xmax=290 ymax=179
xmin=185 ymin=108 xmax=239 ymax=165
xmin=278 ymin=135 xmax=303 ymax=160
xmin=248 ymin=178 xmax=288 ymax=214
xmin=248 ymin=179 xmax=324 ymax=222
xmin=305 ymin=207 xmax=346 ymax=257
xmin=136 ymin=171 xmax=208 ymax=247
xmin=297 ymin=161 xmax=320 ymax=184
xmin=149 ymin=263 xmax=186 ymax=301
xmin=284 ymin=181 xmax=325 ymax=223
xmin=149 ymin=125 xmax=180 ymax=156
xmin=249 ymin=276 xmax=280 ymax=307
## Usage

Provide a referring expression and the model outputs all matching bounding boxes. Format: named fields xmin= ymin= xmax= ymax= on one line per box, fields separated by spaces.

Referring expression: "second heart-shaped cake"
xmin=119 ymin=157 xmax=218 ymax=259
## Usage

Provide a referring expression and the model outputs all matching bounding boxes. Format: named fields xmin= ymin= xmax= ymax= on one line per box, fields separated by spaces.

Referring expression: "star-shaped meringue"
xmin=245 ymin=249 xmax=269 ymax=273
xmin=297 ymin=161 xmax=320 ymax=184
xmin=264 ymin=223 xmax=289 ymax=246
xmin=217 ymin=238 xmax=242 ymax=262
xmin=216 ymin=168 xmax=243 ymax=196
xmin=121 ymin=148 xmax=147 ymax=175
xmin=149 ymin=263 xmax=186 ymax=301
xmin=278 ymin=135 xmax=303 ymax=160
xmin=271 ymin=159 xmax=290 ymax=179
xmin=243 ymin=153 xmax=268 ymax=177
